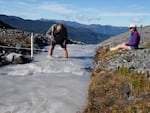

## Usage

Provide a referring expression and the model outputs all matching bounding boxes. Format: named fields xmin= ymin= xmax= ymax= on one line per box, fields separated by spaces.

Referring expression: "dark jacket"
xmin=46 ymin=24 xmax=68 ymax=44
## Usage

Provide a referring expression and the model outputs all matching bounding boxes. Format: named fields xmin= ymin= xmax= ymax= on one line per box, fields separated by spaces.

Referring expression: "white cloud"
xmin=99 ymin=12 xmax=150 ymax=17
xmin=77 ymin=14 xmax=101 ymax=22
xmin=131 ymin=18 xmax=143 ymax=23
xmin=40 ymin=4 xmax=75 ymax=14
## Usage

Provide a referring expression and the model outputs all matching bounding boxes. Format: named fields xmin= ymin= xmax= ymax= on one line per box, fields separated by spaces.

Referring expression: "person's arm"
xmin=126 ymin=32 xmax=139 ymax=46
xmin=46 ymin=25 xmax=56 ymax=42
xmin=46 ymin=27 xmax=52 ymax=37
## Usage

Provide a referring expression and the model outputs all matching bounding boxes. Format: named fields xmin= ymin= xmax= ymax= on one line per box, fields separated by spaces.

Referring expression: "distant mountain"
xmin=0 ymin=14 xmax=127 ymax=44
xmin=0 ymin=20 xmax=15 ymax=29
xmin=41 ymin=19 xmax=128 ymax=35
xmin=86 ymin=24 xmax=128 ymax=36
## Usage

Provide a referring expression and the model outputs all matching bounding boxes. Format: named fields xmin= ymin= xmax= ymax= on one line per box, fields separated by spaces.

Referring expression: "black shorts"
xmin=51 ymin=41 xmax=66 ymax=48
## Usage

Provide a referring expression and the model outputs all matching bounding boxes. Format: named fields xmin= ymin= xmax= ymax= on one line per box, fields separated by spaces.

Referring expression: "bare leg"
xmin=110 ymin=43 xmax=131 ymax=51
xmin=48 ymin=45 xmax=55 ymax=56
xmin=62 ymin=45 xmax=68 ymax=58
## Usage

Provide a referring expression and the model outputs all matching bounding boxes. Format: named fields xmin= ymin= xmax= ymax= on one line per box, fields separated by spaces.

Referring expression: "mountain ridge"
xmin=39 ymin=18 xmax=128 ymax=35
xmin=0 ymin=14 xmax=128 ymax=44
xmin=0 ymin=20 xmax=15 ymax=29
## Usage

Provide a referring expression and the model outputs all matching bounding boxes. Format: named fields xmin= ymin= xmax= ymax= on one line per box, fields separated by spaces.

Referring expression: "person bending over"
xmin=46 ymin=23 xmax=68 ymax=58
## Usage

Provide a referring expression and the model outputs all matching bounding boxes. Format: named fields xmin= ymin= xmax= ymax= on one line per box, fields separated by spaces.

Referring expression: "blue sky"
xmin=0 ymin=0 xmax=150 ymax=26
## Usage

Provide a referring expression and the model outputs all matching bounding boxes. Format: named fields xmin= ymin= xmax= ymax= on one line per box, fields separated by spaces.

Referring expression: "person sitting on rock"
xmin=110 ymin=24 xmax=140 ymax=51
xmin=46 ymin=23 xmax=68 ymax=58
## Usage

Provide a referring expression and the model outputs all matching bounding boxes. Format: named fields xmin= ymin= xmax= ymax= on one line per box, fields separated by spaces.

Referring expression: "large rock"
xmin=0 ymin=53 xmax=9 ymax=66
xmin=6 ymin=53 xmax=31 ymax=64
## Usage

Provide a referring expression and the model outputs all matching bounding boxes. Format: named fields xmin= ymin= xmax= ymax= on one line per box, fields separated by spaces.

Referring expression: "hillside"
xmin=84 ymin=26 xmax=150 ymax=113
xmin=0 ymin=20 xmax=14 ymax=29
xmin=0 ymin=14 xmax=127 ymax=44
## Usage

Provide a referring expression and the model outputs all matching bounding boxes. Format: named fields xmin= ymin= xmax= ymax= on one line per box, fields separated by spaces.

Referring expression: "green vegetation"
xmin=84 ymin=69 xmax=150 ymax=113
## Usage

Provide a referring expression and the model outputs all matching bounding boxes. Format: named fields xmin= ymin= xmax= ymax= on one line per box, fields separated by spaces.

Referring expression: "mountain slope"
xmin=0 ymin=20 xmax=15 ymax=29
xmin=42 ymin=19 xmax=128 ymax=35
xmin=86 ymin=24 xmax=128 ymax=35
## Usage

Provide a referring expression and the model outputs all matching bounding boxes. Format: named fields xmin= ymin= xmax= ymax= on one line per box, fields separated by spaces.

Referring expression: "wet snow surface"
xmin=0 ymin=45 xmax=96 ymax=113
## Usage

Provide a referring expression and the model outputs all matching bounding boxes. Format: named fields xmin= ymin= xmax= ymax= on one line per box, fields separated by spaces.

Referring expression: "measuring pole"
xmin=31 ymin=33 xmax=34 ymax=60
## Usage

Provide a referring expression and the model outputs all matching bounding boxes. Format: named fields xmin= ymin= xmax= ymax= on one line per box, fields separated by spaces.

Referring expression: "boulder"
xmin=0 ymin=54 xmax=9 ymax=66
xmin=6 ymin=52 xmax=31 ymax=64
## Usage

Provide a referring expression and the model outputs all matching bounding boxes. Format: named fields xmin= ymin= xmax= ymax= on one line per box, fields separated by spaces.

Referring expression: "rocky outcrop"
xmin=6 ymin=52 xmax=31 ymax=64
xmin=95 ymin=48 xmax=150 ymax=75
xmin=0 ymin=29 xmax=49 ymax=50
xmin=84 ymin=47 xmax=150 ymax=113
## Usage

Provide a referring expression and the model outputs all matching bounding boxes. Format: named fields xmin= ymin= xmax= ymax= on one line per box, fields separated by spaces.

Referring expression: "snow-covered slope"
xmin=0 ymin=45 xmax=96 ymax=113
